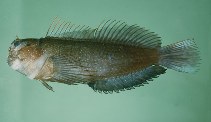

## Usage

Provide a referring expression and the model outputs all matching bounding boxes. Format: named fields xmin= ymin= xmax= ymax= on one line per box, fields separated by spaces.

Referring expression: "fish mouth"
xmin=7 ymin=54 xmax=15 ymax=66
xmin=7 ymin=47 xmax=19 ymax=66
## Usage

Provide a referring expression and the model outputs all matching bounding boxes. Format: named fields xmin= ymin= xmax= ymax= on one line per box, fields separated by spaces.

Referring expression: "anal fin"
xmin=88 ymin=65 xmax=166 ymax=94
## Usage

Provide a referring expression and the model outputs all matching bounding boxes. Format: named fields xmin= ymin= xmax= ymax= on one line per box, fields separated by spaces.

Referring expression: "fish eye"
xmin=26 ymin=42 xmax=31 ymax=46
xmin=13 ymin=41 xmax=21 ymax=47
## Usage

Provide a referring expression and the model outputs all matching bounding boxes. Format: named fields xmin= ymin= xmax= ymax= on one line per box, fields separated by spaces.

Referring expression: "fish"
xmin=7 ymin=18 xmax=200 ymax=93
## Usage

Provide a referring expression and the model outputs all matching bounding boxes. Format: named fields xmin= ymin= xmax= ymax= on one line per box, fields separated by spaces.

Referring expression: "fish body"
xmin=7 ymin=19 xmax=200 ymax=93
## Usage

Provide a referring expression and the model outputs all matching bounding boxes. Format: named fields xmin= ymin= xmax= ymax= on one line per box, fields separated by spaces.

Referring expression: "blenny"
xmin=7 ymin=18 xmax=200 ymax=93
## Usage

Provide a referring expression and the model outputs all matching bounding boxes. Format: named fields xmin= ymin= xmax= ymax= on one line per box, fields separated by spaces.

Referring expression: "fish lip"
xmin=7 ymin=47 xmax=19 ymax=66
xmin=7 ymin=53 xmax=14 ymax=66
xmin=7 ymin=57 xmax=13 ymax=66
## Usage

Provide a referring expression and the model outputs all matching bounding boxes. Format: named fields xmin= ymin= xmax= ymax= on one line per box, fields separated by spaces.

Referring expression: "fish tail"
xmin=159 ymin=39 xmax=200 ymax=73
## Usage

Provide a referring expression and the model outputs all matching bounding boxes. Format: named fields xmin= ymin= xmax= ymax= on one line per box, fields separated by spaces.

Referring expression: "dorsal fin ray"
xmin=45 ymin=18 xmax=161 ymax=48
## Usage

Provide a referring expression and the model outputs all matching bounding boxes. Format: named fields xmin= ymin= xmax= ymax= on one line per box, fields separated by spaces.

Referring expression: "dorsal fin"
xmin=93 ymin=20 xmax=161 ymax=48
xmin=88 ymin=65 xmax=166 ymax=94
xmin=45 ymin=18 xmax=161 ymax=48
xmin=45 ymin=17 xmax=95 ymax=39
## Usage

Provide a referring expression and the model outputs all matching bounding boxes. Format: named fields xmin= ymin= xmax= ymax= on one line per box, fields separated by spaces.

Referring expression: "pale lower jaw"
xmin=10 ymin=54 xmax=48 ymax=80
xmin=11 ymin=59 xmax=22 ymax=70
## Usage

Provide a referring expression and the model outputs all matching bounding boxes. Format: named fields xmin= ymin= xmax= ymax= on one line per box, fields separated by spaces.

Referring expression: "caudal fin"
xmin=159 ymin=39 xmax=200 ymax=73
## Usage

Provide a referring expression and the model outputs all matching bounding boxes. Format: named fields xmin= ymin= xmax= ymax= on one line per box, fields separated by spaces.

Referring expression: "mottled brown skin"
xmin=8 ymin=39 xmax=42 ymax=64
xmin=8 ymin=37 xmax=159 ymax=85
xmin=8 ymin=19 xmax=200 ymax=92
xmin=35 ymin=37 xmax=159 ymax=83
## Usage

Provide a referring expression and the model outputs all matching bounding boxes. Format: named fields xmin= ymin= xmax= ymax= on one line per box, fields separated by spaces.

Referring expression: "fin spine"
xmin=45 ymin=18 xmax=162 ymax=48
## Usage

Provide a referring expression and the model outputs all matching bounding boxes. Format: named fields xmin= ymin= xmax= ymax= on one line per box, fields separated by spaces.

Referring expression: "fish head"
xmin=7 ymin=38 xmax=42 ymax=72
